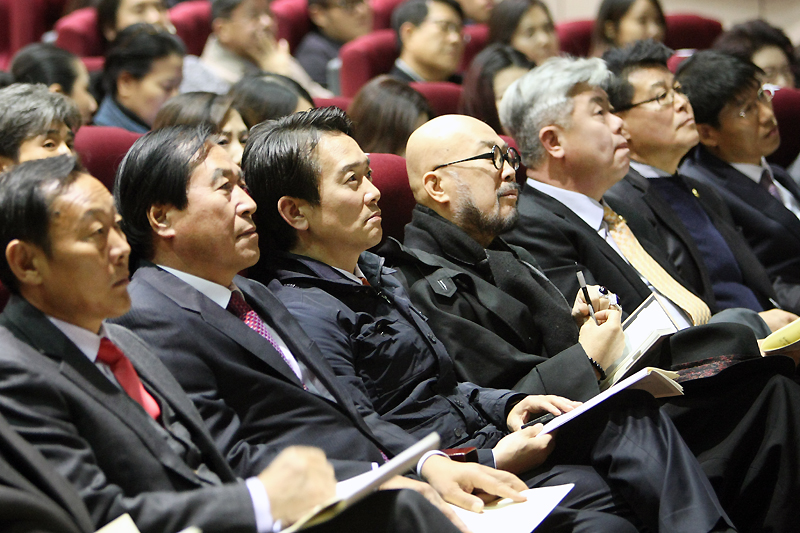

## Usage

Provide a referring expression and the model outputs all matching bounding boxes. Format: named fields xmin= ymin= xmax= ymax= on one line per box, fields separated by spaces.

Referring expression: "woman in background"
xmin=347 ymin=75 xmax=431 ymax=157
xmin=714 ymin=19 xmax=798 ymax=88
xmin=228 ymin=73 xmax=314 ymax=129
xmin=488 ymin=0 xmax=558 ymax=66
xmin=591 ymin=0 xmax=666 ymax=57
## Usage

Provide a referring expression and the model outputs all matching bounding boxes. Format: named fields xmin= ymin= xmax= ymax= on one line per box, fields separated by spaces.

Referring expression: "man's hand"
xmin=492 ymin=424 xmax=555 ymax=474
xmin=506 ymin=394 xmax=581 ymax=432
xmin=578 ymin=306 xmax=625 ymax=372
xmin=257 ymin=446 xmax=336 ymax=526
xmin=572 ymin=284 xmax=617 ymax=325
xmin=380 ymin=476 xmax=472 ymax=533
xmin=419 ymin=454 xmax=527 ymax=513
xmin=758 ymin=308 xmax=799 ymax=333
xmin=254 ymin=33 xmax=295 ymax=77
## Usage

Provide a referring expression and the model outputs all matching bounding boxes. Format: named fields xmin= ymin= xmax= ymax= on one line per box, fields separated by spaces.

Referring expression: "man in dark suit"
xmin=676 ymin=50 xmax=800 ymax=316
xmin=600 ymin=41 xmax=798 ymax=326
xmin=111 ymin=125 xmax=544 ymax=527
xmin=0 ymin=155 xmax=465 ymax=533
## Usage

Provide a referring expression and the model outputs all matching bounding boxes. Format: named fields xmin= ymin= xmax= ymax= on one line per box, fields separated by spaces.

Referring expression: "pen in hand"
xmin=576 ymin=264 xmax=599 ymax=325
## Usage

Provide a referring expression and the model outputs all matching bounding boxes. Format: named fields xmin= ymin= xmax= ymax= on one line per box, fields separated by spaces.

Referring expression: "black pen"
xmin=576 ymin=264 xmax=598 ymax=325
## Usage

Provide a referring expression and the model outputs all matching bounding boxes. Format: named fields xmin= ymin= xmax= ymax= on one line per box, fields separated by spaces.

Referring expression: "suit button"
xmin=455 ymin=400 xmax=464 ymax=408
xmin=454 ymin=428 xmax=465 ymax=438
xmin=427 ymin=333 xmax=437 ymax=344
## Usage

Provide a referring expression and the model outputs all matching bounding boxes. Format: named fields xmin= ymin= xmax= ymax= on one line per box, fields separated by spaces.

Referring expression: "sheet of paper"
xmin=450 ymin=484 xmax=573 ymax=533
xmin=95 ymin=515 xmax=141 ymax=533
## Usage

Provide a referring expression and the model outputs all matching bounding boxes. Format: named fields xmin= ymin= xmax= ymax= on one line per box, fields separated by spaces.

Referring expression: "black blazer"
xmin=504 ymin=185 xmax=698 ymax=314
xmin=681 ymin=146 xmax=800 ymax=313
xmin=114 ymin=263 xmax=406 ymax=479
xmin=0 ymin=296 xmax=257 ymax=533
xmin=0 ymin=411 xmax=95 ymax=533
xmin=605 ymin=169 xmax=778 ymax=312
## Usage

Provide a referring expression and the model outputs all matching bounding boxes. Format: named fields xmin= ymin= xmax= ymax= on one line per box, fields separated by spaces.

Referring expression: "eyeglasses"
xmin=616 ymin=82 xmax=685 ymax=112
xmin=327 ymin=0 xmax=367 ymax=11
xmin=433 ymin=145 xmax=521 ymax=172
xmin=425 ymin=19 xmax=463 ymax=36
xmin=736 ymin=86 xmax=776 ymax=119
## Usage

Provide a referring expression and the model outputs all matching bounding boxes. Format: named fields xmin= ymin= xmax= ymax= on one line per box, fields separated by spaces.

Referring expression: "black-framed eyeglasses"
xmin=615 ymin=82 xmax=685 ymax=112
xmin=433 ymin=145 xmax=521 ymax=171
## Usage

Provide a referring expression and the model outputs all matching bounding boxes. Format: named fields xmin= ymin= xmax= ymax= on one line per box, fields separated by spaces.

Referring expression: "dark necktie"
xmin=96 ymin=338 xmax=162 ymax=420
xmin=760 ymin=169 xmax=783 ymax=201
xmin=227 ymin=291 xmax=305 ymax=384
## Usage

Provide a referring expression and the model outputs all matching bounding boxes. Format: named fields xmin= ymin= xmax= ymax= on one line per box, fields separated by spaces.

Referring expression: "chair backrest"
xmin=555 ymin=14 xmax=723 ymax=58
xmin=314 ymin=95 xmax=353 ymax=111
xmin=74 ymin=126 xmax=143 ymax=191
xmin=54 ymin=7 xmax=104 ymax=57
xmin=169 ymin=0 xmax=212 ymax=57
xmin=371 ymin=0 xmax=404 ymax=30
xmin=339 ymin=28 xmax=398 ymax=97
xmin=409 ymin=82 xmax=462 ymax=116
xmin=462 ymin=23 xmax=488 ymax=70
xmin=767 ymin=87 xmax=800 ymax=169
xmin=0 ymin=0 xmax=11 ymax=69
xmin=9 ymin=0 xmax=67 ymax=58
xmin=272 ymin=0 xmax=312 ymax=53
xmin=369 ymin=152 xmax=414 ymax=243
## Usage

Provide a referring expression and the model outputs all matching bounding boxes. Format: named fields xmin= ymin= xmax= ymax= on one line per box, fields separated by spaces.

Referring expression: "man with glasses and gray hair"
xmin=677 ymin=49 xmax=800 ymax=316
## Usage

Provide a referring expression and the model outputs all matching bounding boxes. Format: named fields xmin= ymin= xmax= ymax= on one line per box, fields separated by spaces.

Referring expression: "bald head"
xmin=405 ymin=114 xmax=520 ymax=247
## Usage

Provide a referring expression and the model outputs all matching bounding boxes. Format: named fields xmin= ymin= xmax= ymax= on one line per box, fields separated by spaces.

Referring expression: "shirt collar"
xmin=629 ymin=160 xmax=672 ymax=178
xmin=393 ymin=58 xmax=426 ymax=82
xmin=158 ymin=265 xmax=233 ymax=309
xmin=332 ymin=264 xmax=366 ymax=284
xmin=47 ymin=317 xmax=107 ymax=363
xmin=731 ymin=157 xmax=772 ymax=184
xmin=526 ymin=178 xmax=606 ymax=231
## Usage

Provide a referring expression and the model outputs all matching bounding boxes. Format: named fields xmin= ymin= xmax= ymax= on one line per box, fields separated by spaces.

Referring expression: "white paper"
xmin=450 ymin=484 xmax=573 ymax=533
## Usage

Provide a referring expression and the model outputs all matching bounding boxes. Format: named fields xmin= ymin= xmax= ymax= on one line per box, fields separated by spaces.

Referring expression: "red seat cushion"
xmin=767 ymin=87 xmax=800 ymax=169
xmin=169 ymin=0 xmax=212 ymax=57
xmin=9 ymin=0 xmax=67 ymax=57
xmin=314 ymin=96 xmax=353 ymax=111
xmin=272 ymin=0 xmax=312 ymax=53
xmin=54 ymin=7 xmax=104 ymax=57
xmin=369 ymin=152 xmax=413 ymax=243
xmin=74 ymin=126 xmax=143 ymax=192
xmin=409 ymin=82 xmax=462 ymax=116
xmin=340 ymin=28 xmax=398 ymax=97
xmin=371 ymin=0 xmax=404 ymax=30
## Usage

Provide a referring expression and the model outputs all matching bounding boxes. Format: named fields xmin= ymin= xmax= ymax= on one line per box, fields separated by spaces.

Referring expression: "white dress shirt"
xmin=731 ymin=157 xmax=800 ymax=220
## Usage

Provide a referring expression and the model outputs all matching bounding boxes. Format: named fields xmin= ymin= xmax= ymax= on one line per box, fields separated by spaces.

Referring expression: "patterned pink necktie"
xmin=227 ymin=291 xmax=305 ymax=384
xmin=97 ymin=338 xmax=162 ymax=420
xmin=760 ymin=170 xmax=782 ymax=201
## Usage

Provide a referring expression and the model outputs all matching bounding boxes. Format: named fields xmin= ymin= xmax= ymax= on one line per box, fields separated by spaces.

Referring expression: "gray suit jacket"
xmin=0 ymin=295 xmax=257 ymax=533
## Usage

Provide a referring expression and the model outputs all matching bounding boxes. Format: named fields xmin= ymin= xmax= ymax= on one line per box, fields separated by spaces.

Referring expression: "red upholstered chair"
xmin=664 ymin=14 xmax=722 ymax=52
xmin=371 ymin=0 xmax=404 ymax=30
xmin=169 ymin=0 xmax=212 ymax=57
xmin=500 ymin=134 xmax=526 ymax=183
xmin=409 ymin=82 xmax=462 ymax=116
xmin=767 ymin=87 xmax=800 ymax=169
xmin=462 ymin=23 xmax=488 ymax=71
xmin=74 ymin=126 xmax=143 ymax=192
xmin=314 ymin=96 xmax=353 ymax=110
xmin=272 ymin=0 xmax=312 ymax=53
xmin=0 ymin=0 xmax=11 ymax=69
xmin=54 ymin=7 xmax=105 ymax=57
xmin=9 ymin=0 xmax=67 ymax=57
xmin=369 ymin=152 xmax=414 ymax=243
xmin=339 ymin=28 xmax=398 ymax=97
xmin=556 ymin=19 xmax=593 ymax=57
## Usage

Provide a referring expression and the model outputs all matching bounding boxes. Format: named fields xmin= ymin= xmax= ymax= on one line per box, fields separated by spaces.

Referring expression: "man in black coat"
xmin=677 ymin=50 xmax=800 ymax=314
xmin=0 ymin=151 xmax=468 ymax=533
xmin=601 ymin=41 xmax=797 ymax=326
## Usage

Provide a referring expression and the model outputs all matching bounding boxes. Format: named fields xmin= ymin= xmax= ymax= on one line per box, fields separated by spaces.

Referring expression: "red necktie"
xmin=96 ymin=338 xmax=161 ymax=420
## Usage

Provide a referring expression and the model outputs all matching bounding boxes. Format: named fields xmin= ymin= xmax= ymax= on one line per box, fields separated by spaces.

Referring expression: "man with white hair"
xmin=498 ymin=55 xmax=800 ymax=532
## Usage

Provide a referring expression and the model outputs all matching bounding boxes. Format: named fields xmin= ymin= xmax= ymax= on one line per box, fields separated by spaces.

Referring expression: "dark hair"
xmin=713 ymin=19 xmax=798 ymax=86
xmin=114 ymin=125 xmax=215 ymax=264
xmin=97 ymin=0 xmax=168 ymax=43
xmin=229 ymin=73 xmax=314 ymax=129
xmin=154 ymin=92 xmax=236 ymax=131
xmin=212 ymin=0 xmax=247 ymax=21
xmin=391 ymin=0 xmax=464 ymax=48
xmin=603 ymin=39 xmax=672 ymax=111
xmin=347 ymin=75 xmax=431 ymax=155
xmin=0 ymin=84 xmax=81 ymax=161
xmin=0 ymin=155 xmax=83 ymax=293
xmin=675 ymin=50 xmax=763 ymax=127
xmin=242 ymin=106 xmax=353 ymax=251
xmin=488 ymin=0 xmax=552 ymax=45
xmin=460 ymin=43 xmax=533 ymax=132
xmin=593 ymin=0 xmax=666 ymax=49
xmin=10 ymin=44 xmax=82 ymax=95
xmin=102 ymin=23 xmax=185 ymax=98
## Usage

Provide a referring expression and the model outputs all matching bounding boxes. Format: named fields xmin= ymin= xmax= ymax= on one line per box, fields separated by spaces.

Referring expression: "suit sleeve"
xmin=0 ymin=360 xmax=257 ymax=533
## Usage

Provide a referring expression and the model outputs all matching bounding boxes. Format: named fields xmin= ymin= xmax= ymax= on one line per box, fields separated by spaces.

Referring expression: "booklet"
xmin=284 ymin=432 xmax=441 ymax=532
xmin=600 ymin=294 xmax=683 ymax=390
xmin=540 ymin=367 xmax=683 ymax=436
xmin=761 ymin=317 xmax=800 ymax=356
xmin=450 ymin=484 xmax=574 ymax=533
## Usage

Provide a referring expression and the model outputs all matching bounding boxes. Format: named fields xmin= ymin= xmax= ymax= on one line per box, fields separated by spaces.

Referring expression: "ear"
xmin=48 ymin=83 xmax=65 ymax=95
xmin=422 ymin=171 xmax=449 ymax=206
xmin=212 ymin=17 xmax=231 ymax=44
xmin=539 ymin=125 xmax=565 ymax=160
xmin=277 ymin=196 xmax=310 ymax=232
xmin=603 ymin=20 xmax=616 ymax=42
xmin=147 ymin=204 xmax=177 ymax=239
xmin=5 ymin=240 xmax=45 ymax=288
xmin=0 ymin=155 xmax=15 ymax=172
xmin=116 ymin=71 xmax=137 ymax=100
xmin=103 ymin=26 xmax=117 ymax=43
xmin=308 ymin=5 xmax=329 ymax=29
xmin=399 ymin=21 xmax=416 ymax=46
xmin=695 ymin=123 xmax=719 ymax=148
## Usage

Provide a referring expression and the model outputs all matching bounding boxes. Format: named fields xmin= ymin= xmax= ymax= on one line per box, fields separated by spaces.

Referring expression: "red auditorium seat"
xmin=410 ymin=82 xmax=462 ymax=116
xmin=0 ymin=0 xmax=14 ymax=69
xmin=0 ymin=281 xmax=8 ymax=313
xmin=556 ymin=14 xmax=723 ymax=58
xmin=9 ymin=0 xmax=67 ymax=58
xmin=371 ymin=0 xmax=404 ymax=30
xmin=272 ymin=0 xmax=312 ymax=53
xmin=462 ymin=24 xmax=488 ymax=70
xmin=54 ymin=7 xmax=104 ymax=58
xmin=767 ymin=87 xmax=800 ymax=170
xmin=74 ymin=126 xmax=143 ymax=192
xmin=314 ymin=96 xmax=353 ymax=110
xmin=169 ymin=0 xmax=212 ymax=57
xmin=369 ymin=152 xmax=414 ymax=243
xmin=500 ymin=134 xmax=526 ymax=183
